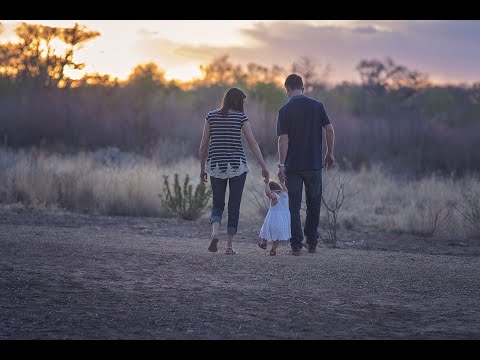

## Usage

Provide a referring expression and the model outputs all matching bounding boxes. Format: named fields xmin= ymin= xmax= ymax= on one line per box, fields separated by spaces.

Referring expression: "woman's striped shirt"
xmin=205 ymin=109 xmax=249 ymax=179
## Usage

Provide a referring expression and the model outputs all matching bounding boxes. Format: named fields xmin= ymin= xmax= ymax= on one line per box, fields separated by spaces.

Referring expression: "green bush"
xmin=160 ymin=173 xmax=211 ymax=220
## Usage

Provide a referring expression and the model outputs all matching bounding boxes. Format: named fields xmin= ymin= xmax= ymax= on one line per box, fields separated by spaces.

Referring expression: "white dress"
xmin=259 ymin=192 xmax=291 ymax=242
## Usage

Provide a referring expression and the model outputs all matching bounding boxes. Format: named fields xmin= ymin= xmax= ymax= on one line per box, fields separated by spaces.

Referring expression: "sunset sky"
xmin=1 ymin=20 xmax=479 ymax=84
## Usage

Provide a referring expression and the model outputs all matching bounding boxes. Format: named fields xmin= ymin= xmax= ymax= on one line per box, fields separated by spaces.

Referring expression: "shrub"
xmin=321 ymin=171 xmax=359 ymax=247
xmin=455 ymin=190 xmax=480 ymax=239
xmin=160 ymin=173 xmax=211 ymax=220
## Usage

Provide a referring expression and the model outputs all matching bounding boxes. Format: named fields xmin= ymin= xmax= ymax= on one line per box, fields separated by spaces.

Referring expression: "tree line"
xmin=1 ymin=22 xmax=480 ymax=177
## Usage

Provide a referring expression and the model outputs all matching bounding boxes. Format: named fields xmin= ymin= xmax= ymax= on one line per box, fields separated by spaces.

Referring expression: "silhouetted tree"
xmin=469 ymin=82 xmax=480 ymax=104
xmin=356 ymin=57 xmax=428 ymax=98
xmin=246 ymin=62 xmax=269 ymax=84
xmin=127 ymin=62 xmax=166 ymax=88
xmin=199 ymin=55 xmax=246 ymax=86
xmin=268 ymin=64 xmax=288 ymax=85
xmin=246 ymin=62 xmax=286 ymax=86
xmin=72 ymin=72 xmax=119 ymax=87
xmin=356 ymin=58 xmax=390 ymax=95
xmin=291 ymin=56 xmax=331 ymax=92
xmin=0 ymin=22 xmax=100 ymax=88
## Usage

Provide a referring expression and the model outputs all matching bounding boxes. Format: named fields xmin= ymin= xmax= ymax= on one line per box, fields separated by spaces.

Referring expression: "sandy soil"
xmin=1 ymin=209 xmax=479 ymax=339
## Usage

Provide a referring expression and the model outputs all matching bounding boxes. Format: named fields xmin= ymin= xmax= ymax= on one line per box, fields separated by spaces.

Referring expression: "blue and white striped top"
xmin=205 ymin=109 xmax=249 ymax=179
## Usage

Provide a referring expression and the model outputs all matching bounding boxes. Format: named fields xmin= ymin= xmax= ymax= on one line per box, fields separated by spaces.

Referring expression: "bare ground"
xmin=1 ymin=209 xmax=479 ymax=339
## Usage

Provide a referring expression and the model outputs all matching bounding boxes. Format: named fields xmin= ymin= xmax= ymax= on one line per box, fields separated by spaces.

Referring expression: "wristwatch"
xmin=277 ymin=163 xmax=285 ymax=168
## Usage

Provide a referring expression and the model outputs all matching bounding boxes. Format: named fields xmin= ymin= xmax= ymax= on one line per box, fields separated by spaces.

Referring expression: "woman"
xmin=199 ymin=87 xmax=269 ymax=255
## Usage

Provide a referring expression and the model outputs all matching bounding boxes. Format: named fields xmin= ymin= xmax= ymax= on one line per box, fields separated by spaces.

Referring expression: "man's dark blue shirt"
xmin=277 ymin=94 xmax=331 ymax=173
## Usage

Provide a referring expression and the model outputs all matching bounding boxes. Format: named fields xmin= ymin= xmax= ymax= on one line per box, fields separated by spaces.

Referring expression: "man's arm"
xmin=324 ymin=123 xmax=335 ymax=169
xmin=277 ymin=134 xmax=288 ymax=181
xmin=278 ymin=134 xmax=288 ymax=165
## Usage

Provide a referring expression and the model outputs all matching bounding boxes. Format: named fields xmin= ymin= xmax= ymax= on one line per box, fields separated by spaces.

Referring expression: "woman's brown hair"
xmin=220 ymin=87 xmax=246 ymax=114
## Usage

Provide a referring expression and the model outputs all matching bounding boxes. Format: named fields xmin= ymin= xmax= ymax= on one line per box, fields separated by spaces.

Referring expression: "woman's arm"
xmin=199 ymin=121 xmax=210 ymax=182
xmin=241 ymin=121 xmax=269 ymax=179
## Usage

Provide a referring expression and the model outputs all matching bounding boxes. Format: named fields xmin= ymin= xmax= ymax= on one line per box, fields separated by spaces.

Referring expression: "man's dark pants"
xmin=286 ymin=169 xmax=322 ymax=252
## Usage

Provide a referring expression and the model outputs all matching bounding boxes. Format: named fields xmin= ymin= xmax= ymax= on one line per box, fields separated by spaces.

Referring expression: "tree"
xmin=199 ymin=55 xmax=246 ymax=86
xmin=356 ymin=57 xmax=429 ymax=98
xmin=469 ymin=82 xmax=480 ymax=104
xmin=291 ymin=56 xmax=331 ymax=92
xmin=72 ymin=72 xmax=118 ymax=87
xmin=246 ymin=62 xmax=286 ymax=86
xmin=126 ymin=62 xmax=166 ymax=88
xmin=0 ymin=22 xmax=100 ymax=88
xmin=356 ymin=58 xmax=390 ymax=95
xmin=246 ymin=62 xmax=269 ymax=84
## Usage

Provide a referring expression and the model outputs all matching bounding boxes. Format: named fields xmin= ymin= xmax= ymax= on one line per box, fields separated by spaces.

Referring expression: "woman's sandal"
xmin=269 ymin=249 xmax=277 ymax=256
xmin=225 ymin=247 xmax=238 ymax=255
xmin=258 ymin=241 xmax=267 ymax=250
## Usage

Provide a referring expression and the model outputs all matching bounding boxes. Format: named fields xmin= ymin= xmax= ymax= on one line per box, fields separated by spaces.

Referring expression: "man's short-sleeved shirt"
xmin=277 ymin=94 xmax=331 ymax=172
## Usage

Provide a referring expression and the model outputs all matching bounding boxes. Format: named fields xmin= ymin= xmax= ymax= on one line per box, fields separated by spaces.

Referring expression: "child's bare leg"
xmin=270 ymin=240 xmax=280 ymax=255
xmin=271 ymin=240 xmax=280 ymax=252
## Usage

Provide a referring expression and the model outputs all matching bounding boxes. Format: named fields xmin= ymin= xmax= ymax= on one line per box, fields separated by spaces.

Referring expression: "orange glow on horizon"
xmin=164 ymin=64 xmax=203 ymax=82
xmin=1 ymin=20 xmax=478 ymax=85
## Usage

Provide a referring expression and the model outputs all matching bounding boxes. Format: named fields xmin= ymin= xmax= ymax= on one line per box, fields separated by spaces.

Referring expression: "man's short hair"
xmin=284 ymin=74 xmax=304 ymax=90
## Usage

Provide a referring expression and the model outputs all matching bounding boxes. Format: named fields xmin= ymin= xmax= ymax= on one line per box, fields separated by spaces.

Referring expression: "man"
xmin=277 ymin=74 xmax=335 ymax=255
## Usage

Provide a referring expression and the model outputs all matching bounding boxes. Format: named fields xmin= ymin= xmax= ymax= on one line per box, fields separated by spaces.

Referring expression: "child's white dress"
xmin=259 ymin=192 xmax=291 ymax=242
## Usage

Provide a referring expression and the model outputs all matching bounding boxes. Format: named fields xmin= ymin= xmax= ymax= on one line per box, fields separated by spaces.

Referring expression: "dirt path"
xmin=1 ymin=211 xmax=479 ymax=339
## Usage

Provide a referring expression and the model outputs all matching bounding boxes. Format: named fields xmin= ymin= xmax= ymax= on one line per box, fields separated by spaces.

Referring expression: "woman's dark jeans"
xmin=209 ymin=172 xmax=247 ymax=235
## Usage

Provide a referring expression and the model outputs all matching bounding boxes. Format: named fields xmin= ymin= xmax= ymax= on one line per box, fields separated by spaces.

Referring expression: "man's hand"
xmin=277 ymin=167 xmax=286 ymax=182
xmin=324 ymin=153 xmax=335 ymax=170
xmin=200 ymin=170 xmax=208 ymax=182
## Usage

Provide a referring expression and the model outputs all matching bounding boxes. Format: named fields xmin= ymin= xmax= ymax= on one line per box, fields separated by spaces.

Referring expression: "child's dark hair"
xmin=269 ymin=180 xmax=282 ymax=192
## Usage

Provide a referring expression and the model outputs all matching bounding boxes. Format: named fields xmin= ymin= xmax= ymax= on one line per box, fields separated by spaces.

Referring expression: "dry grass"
xmin=244 ymin=162 xmax=480 ymax=242
xmin=1 ymin=146 xmax=479 ymax=241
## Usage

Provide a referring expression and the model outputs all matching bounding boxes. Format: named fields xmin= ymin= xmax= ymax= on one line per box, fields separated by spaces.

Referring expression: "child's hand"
xmin=264 ymin=176 xmax=269 ymax=184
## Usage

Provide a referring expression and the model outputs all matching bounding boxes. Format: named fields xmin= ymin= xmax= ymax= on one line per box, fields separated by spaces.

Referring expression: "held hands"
xmin=324 ymin=153 xmax=336 ymax=170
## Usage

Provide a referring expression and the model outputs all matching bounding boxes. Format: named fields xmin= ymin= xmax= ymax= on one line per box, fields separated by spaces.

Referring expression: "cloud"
xmin=352 ymin=25 xmax=381 ymax=34
xmin=136 ymin=20 xmax=480 ymax=84
xmin=138 ymin=28 xmax=159 ymax=37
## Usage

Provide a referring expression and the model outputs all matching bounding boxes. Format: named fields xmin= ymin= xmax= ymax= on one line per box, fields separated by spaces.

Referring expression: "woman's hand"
xmin=200 ymin=170 xmax=208 ymax=182
xmin=262 ymin=167 xmax=269 ymax=182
